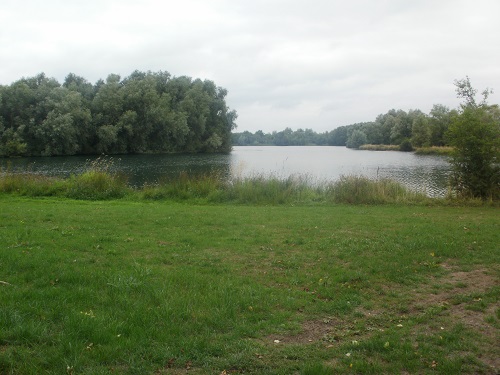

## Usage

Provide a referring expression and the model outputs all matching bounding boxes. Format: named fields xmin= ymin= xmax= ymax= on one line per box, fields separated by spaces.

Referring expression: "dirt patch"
xmin=411 ymin=265 xmax=499 ymax=372
xmin=274 ymin=265 xmax=499 ymax=372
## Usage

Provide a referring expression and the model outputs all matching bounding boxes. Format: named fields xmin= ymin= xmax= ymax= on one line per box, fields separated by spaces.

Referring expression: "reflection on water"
xmin=1 ymin=146 xmax=452 ymax=196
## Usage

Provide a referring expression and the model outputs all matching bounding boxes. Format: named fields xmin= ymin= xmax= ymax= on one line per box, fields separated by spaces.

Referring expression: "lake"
xmin=1 ymin=146 xmax=451 ymax=196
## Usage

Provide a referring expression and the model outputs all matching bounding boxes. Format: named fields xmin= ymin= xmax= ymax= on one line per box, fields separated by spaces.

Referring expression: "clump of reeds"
xmin=221 ymin=174 xmax=322 ymax=204
xmin=141 ymin=171 xmax=226 ymax=201
xmin=0 ymin=160 xmax=477 ymax=205
xmin=0 ymin=172 xmax=64 ymax=196
xmin=65 ymin=156 xmax=129 ymax=200
xmin=325 ymin=175 xmax=429 ymax=204
xmin=414 ymin=146 xmax=454 ymax=156
xmin=358 ymin=144 xmax=401 ymax=151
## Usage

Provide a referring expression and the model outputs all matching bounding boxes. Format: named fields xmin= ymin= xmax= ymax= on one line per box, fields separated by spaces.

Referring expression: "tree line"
xmin=0 ymin=71 xmax=237 ymax=156
xmin=233 ymin=77 xmax=499 ymax=199
xmin=232 ymin=104 xmax=458 ymax=150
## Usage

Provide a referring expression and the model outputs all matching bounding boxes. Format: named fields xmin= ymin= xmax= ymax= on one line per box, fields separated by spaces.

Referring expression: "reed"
xmin=358 ymin=144 xmax=401 ymax=151
xmin=414 ymin=146 xmax=454 ymax=156
xmin=222 ymin=174 xmax=322 ymax=204
xmin=325 ymin=175 xmax=429 ymax=204
xmin=0 ymin=172 xmax=64 ymax=196
xmin=2 ymin=161 xmax=495 ymax=205
xmin=64 ymin=156 xmax=129 ymax=200
xmin=141 ymin=171 xmax=225 ymax=201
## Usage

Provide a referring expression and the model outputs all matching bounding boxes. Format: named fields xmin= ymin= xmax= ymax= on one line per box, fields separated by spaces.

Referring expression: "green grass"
xmin=0 ymin=196 xmax=498 ymax=374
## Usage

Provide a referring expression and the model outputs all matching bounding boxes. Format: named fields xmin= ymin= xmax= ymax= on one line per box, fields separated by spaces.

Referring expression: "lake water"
xmin=1 ymin=146 xmax=451 ymax=196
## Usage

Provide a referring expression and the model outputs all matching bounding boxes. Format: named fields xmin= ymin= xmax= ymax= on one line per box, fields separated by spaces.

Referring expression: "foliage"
xmin=399 ymin=138 xmax=414 ymax=152
xmin=346 ymin=129 xmax=367 ymax=149
xmin=0 ymin=71 xmax=237 ymax=156
xmin=447 ymin=77 xmax=500 ymax=199
xmin=231 ymin=107 xmax=455 ymax=149
xmin=1 ymin=197 xmax=498 ymax=373
xmin=232 ymin=127 xmax=329 ymax=146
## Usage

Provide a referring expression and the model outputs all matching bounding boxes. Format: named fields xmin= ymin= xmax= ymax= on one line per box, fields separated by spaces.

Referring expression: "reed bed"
xmin=1 ymin=159 xmax=495 ymax=205
xmin=414 ymin=146 xmax=454 ymax=156
xmin=358 ymin=144 xmax=401 ymax=151
xmin=1 ymin=168 xmax=433 ymax=204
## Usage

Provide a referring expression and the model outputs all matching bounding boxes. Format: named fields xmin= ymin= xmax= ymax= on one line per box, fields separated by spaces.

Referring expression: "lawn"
xmin=0 ymin=196 xmax=498 ymax=374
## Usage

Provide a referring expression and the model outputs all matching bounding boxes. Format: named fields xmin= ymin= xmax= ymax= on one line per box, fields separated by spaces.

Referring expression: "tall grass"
xmin=325 ymin=175 xmax=428 ymax=204
xmin=65 ymin=156 xmax=129 ymax=200
xmin=140 ymin=171 xmax=225 ymax=201
xmin=223 ymin=174 xmax=323 ymax=204
xmin=0 ymin=156 xmax=129 ymax=200
xmin=414 ymin=146 xmax=454 ymax=156
xmin=358 ymin=144 xmax=400 ymax=151
xmin=0 ymin=160 xmax=477 ymax=205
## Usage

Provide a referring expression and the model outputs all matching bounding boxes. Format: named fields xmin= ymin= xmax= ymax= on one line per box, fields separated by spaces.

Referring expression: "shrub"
xmin=447 ymin=77 xmax=500 ymax=200
xmin=399 ymin=139 xmax=414 ymax=152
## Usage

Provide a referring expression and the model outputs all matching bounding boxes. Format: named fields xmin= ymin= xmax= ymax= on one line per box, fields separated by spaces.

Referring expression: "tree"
xmin=328 ymin=126 xmax=348 ymax=146
xmin=411 ymin=114 xmax=431 ymax=147
xmin=429 ymin=104 xmax=454 ymax=146
xmin=346 ymin=129 xmax=367 ymax=149
xmin=447 ymin=77 xmax=499 ymax=199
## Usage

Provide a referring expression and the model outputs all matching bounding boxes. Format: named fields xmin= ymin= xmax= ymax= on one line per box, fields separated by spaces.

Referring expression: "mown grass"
xmin=0 ymin=197 xmax=498 ymax=374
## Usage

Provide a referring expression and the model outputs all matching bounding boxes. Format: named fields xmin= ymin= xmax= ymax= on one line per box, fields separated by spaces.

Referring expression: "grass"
xmin=0 ymin=195 xmax=499 ymax=374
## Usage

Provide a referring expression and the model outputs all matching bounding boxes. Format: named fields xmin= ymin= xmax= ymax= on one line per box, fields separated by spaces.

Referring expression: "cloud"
xmin=1 ymin=0 xmax=499 ymax=132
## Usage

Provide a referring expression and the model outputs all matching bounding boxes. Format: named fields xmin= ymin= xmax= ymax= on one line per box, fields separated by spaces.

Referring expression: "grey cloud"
xmin=1 ymin=0 xmax=499 ymax=132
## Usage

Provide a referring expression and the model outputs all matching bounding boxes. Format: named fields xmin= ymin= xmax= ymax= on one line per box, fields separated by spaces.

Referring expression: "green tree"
xmin=428 ymin=104 xmax=454 ymax=146
xmin=447 ymin=77 xmax=499 ymax=199
xmin=328 ymin=126 xmax=348 ymax=146
xmin=346 ymin=129 xmax=367 ymax=149
xmin=411 ymin=114 xmax=431 ymax=147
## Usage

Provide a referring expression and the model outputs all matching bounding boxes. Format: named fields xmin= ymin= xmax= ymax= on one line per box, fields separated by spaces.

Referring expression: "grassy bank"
xmin=0 ymin=196 xmax=499 ymax=374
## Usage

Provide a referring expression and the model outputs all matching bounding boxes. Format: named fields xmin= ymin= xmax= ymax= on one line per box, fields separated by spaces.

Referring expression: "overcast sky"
xmin=1 ymin=0 xmax=499 ymax=133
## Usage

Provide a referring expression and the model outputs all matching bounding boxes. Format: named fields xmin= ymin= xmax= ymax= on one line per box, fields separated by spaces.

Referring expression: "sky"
xmin=1 ymin=0 xmax=499 ymax=133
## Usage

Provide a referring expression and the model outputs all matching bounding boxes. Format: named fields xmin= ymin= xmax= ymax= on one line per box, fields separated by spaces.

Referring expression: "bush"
xmin=346 ymin=130 xmax=367 ymax=149
xmin=446 ymin=77 xmax=500 ymax=200
xmin=399 ymin=139 xmax=414 ymax=152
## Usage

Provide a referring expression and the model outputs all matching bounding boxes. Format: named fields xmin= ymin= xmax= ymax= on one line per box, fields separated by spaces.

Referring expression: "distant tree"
xmin=428 ymin=104 xmax=454 ymax=146
xmin=399 ymin=138 xmax=414 ymax=152
xmin=411 ymin=114 xmax=431 ymax=147
xmin=328 ymin=126 xmax=348 ymax=146
xmin=346 ymin=129 xmax=367 ymax=149
xmin=447 ymin=77 xmax=499 ymax=199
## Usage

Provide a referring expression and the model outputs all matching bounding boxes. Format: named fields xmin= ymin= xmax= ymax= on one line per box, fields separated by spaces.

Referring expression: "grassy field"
xmin=0 ymin=195 xmax=498 ymax=374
